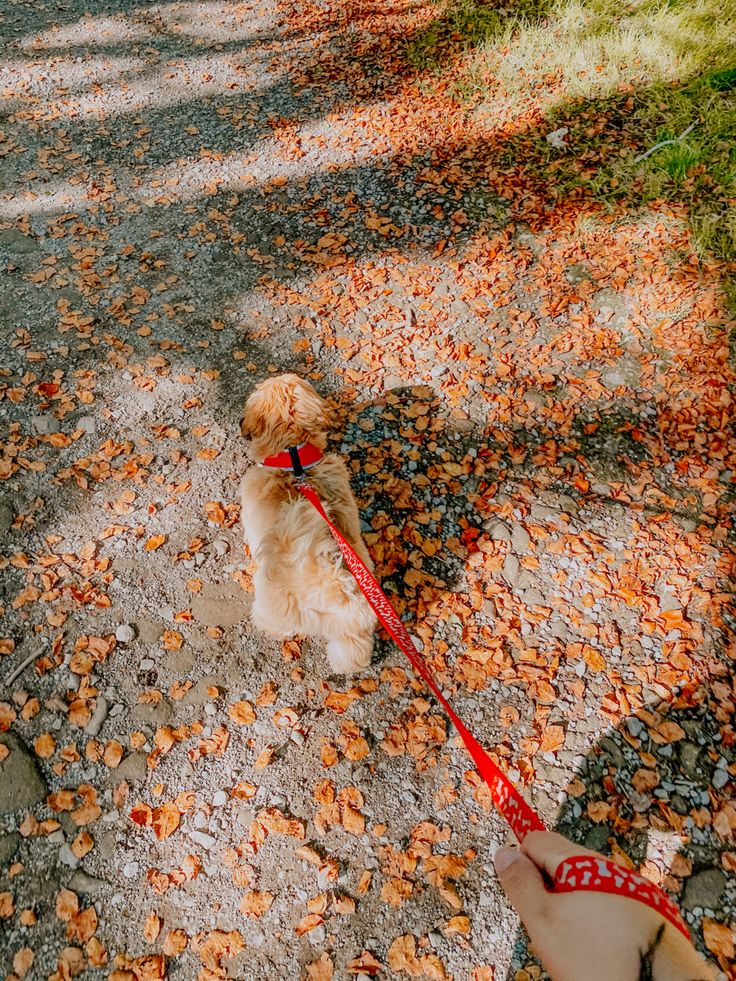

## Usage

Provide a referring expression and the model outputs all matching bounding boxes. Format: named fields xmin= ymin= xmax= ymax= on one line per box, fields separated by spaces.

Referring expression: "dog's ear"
xmin=240 ymin=396 xmax=264 ymax=440
xmin=291 ymin=376 xmax=330 ymax=433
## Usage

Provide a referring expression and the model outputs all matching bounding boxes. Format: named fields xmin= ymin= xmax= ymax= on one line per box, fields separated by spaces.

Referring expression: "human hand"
xmin=494 ymin=831 xmax=716 ymax=981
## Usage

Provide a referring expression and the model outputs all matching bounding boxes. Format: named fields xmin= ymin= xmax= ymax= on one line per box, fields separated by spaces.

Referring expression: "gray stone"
xmin=191 ymin=583 xmax=250 ymax=627
xmin=0 ymin=229 xmax=40 ymax=253
xmin=115 ymin=623 xmax=137 ymax=645
xmin=108 ymin=752 xmax=147 ymax=786
xmin=684 ymin=869 xmax=726 ymax=911
xmin=511 ymin=524 xmax=531 ymax=553
xmin=522 ymin=587 xmax=545 ymax=607
xmin=165 ymin=648 xmax=197 ymax=674
xmin=0 ymin=831 xmax=20 ymax=868
xmin=0 ymin=733 xmax=47 ymax=813
xmin=502 ymin=553 xmax=519 ymax=585
xmin=602 ymin=370 xmax=626 ymax=389
xmin=31 ymin=415 xmax=60 ymax=435
xmin=84 ymin=695 xmax=109 ymax=737
xmin=69 ymin=869 xmax=107 ymax=896
xmin=0 ymin=499 xmax=13 ymax=534
xmin=58 ymin=844 xmax=80 ymax=869
xmin=132 ymin=699 xmax=172 ymax=726
xmin=181 ymin=676 xmax=227 ymax=707
xmin=189 ymin=830 xmax=216 ymax=849
xmin=679 ymin=742 xmax=701 ymax=779
xmin=133 ymin=618 xmax=164 ymax=644
xmin=484 ymin=518 xmax=512 ymax=542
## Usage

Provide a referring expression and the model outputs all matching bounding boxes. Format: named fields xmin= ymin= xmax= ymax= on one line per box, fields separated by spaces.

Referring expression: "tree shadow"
xmin=502 ymin=660 xmax=736 ymax=978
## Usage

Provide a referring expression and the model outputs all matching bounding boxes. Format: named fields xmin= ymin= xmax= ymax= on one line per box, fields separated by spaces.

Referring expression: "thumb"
xmin=494 ymin=846 xmax=550 ymax=922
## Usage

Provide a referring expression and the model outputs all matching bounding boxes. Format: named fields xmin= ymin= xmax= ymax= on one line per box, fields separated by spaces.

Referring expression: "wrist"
xmin=645 ymin=923 xmax=717 ymax=981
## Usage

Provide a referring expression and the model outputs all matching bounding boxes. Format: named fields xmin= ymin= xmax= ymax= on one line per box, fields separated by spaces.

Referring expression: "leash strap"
xmin=297 ymin=482 xmax=691 ymax=939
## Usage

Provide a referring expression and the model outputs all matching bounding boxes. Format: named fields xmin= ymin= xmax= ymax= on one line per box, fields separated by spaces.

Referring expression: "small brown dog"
xmin=239 ymin=373 xmax=377 ymax=673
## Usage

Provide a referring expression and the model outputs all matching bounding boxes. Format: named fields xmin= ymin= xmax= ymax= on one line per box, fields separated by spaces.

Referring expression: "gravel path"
xmin=1 ymin=0 xmax=734 ymax=978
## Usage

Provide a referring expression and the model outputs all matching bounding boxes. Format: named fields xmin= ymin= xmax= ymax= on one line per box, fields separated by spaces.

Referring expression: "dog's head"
xmin=241 ymin=373 xmax=330 ymax=461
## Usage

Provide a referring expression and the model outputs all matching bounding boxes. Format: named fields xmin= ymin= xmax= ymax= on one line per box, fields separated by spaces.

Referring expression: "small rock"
xmin=69 ymin=870 xmax=107 ymax=895
xmin=511 ymin=524 xmax=531 ymax=553
xmin=115 ymin=623 xmax=137 ymax=645
xmin=522 ymin=586 xmax=545 ymax=607
xmin=712 ymin=769 xmax=729 ymax=790
xmin=307 ymin=924 xmax=326 ymax=945
xmin=31 ymin=415 xmax=60 ymax=435
xmin=602 ymin=370 xmax=626 ymax=389
xmin=109 ymin=752 xmax=147 ymax=786
xmin=0 ymin=500 xmax=13 ymax=534
xmin=122 ymin=861 xmax=139 ymax=878
xmin=212 ymin=540 xmax=230 ymax=556
xmin=546 ymin=126 xmax=569 ymax=150
xmin=0 ymin=229 xmax=39 ymax=253
xmin=139 ymin=658 xmax=155 ymax=670
xmin=684 ymin=869 xmax=726 ymax=911
xmin=484 ymin=518 xmax=512 ymax=542
xmin=0 ymin=832 xmax=20 ymax=868
xmin=679 ymin=742 xmax=701 ymax=779
xmin=502 ymin=553 xmax=519 ymax=585
xmin=212 ymin=791 xmax=228 ymax=807
xmin=626 ymin=717 xmax=645 ymax=739
xmin=189 ymin=830 xmax=217 ymax=850
xmin=84 ymin=696 xmax=109 ymax=737
xmin=191 ymin=583 xmax=250 ymax=627
xmin=59 ymin=844 xmax=80 ymax=869
xmin=0 ymin=733 xmax=47 ymax=813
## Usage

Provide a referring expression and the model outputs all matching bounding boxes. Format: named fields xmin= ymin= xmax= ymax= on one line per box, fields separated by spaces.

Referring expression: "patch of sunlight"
xmin=4 ymin=51 xmax=275 ymax=122
xmin=461 ymin=0 xmax=735 ymax=117
xmin=0 ymin=120 xmax=377 ymax=219
xmin=22 ymin=14 xmax=155 ymax=51
xmin=147 ymin=0 xmax=278 ymax=43
xmin=0 ymin=56 xmax=150 ymax=100
xmin=21 ymin=0 xmax=277 ymax=52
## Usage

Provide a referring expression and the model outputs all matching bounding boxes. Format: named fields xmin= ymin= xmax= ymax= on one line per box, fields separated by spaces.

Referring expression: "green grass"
xmin=407 ymin=0 xmax=736 ymax=267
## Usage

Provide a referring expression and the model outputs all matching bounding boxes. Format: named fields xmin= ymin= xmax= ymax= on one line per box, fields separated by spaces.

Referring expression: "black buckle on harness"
xmin=288 ymin=445 xmax=305 ymax=478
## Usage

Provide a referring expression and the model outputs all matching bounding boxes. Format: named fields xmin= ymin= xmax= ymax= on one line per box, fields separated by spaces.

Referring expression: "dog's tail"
xmin=326 ymin=632 xmax=373 ymax=674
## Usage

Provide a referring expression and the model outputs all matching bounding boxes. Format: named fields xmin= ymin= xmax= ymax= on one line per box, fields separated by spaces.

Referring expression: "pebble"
xmin=84 ymin=696 xmax=109 ymax=737
xmin=511 ymin=524 xmax=531 ymax=553
xmin=189 ymin=830 xmax=216 ymax=849
xmin=58 ymin=844 xmax=80 ymax=869
xmin=212 ymin=540 xmax=230 ymax=556
xmin=122 ymin=861 xmax=139 ymax=878
xmin=31 ymin=415 xmax=60 ymax=435
xmin=712 ymin=769 xmax=729 ymax=790
xmin=307 ymin=924 xmax=326 ymax=945
xmin=139 ymin=658 xmax=155 ymax=670
xmin=212 ymin=790 xmax=228 ymax=807
xmin=115 ymin=624 xmax=137 ymax=645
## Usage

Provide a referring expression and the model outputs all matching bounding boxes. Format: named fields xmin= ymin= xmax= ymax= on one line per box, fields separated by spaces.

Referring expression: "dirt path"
xmin=1 ymin=0 xmax=734 ymax=978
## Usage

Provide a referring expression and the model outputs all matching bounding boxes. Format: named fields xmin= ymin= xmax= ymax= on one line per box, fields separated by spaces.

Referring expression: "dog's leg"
xmin=325 ymin=631 xmax=373 ymax=674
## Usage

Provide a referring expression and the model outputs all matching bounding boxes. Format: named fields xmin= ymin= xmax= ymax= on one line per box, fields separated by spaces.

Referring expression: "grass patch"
xmin=407 ymin=0 xmax=736 ymax=268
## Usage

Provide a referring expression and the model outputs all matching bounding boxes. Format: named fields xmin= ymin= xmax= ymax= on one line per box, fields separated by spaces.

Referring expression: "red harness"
xmin=261 ymin=442 xmax=323 ymax=477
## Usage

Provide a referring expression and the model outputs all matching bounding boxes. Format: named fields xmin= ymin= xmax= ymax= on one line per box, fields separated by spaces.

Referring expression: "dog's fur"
xmin=239 ymin=374 xmax=377 ymax=673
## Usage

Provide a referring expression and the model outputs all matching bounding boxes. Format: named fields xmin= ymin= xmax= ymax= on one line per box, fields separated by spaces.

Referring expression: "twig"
xmin=3 ymin=649 xmax=41 ymax=688
xmin=633 ymin=123 xmax=697 ymax=164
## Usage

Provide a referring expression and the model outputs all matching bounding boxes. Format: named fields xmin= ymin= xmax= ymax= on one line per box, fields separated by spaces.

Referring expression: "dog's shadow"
xmin=331 ymin=384 xmax=486 ymax=662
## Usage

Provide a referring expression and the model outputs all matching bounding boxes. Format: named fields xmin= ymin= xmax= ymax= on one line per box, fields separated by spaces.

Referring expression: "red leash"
xmin=297 ymin=481 xmax=691 ymax=939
